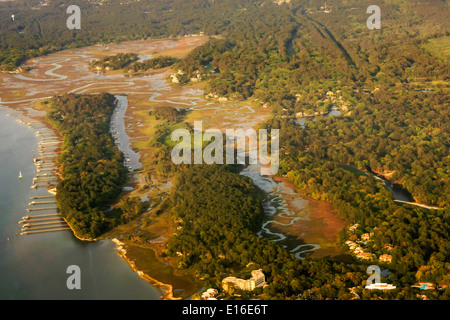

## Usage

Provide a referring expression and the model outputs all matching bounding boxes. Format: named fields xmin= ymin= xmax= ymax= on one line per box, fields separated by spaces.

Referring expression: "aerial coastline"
xmin=0 ymin=36 xmax=358 ymax=299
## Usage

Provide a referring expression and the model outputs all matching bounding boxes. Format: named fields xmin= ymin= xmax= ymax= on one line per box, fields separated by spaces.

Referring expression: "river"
xmin=111 ymin=95 xmax=143 ymax=172
xmin=0 ymin=107 xmax=160 ymax=299
xmin=240 ymin=165 xmax=322 ymax=259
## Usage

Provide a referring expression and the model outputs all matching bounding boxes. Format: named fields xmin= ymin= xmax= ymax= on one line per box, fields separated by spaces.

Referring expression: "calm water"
xmin=0 ymin=108 xmax=160 ymax=299
xmin=111 ymin=95 xmax=142 ymax=172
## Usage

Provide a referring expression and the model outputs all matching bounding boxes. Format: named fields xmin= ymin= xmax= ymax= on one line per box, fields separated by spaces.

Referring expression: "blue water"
xmin=0 ymin=108 xmax=160 ymax=299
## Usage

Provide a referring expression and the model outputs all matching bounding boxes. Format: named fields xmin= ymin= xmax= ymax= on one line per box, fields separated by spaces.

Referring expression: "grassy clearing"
xmin=339 ymin=164 xmax=370 ymax=177
xmin=125 ymin=244 xmax=201 ymax=298
xmin=106 ymin=206 xmax=202 ymax=298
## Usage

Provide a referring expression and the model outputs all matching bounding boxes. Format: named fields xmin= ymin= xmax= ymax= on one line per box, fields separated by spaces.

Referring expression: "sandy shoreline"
xmin=111 ymin=238 xmax=180 ymax=300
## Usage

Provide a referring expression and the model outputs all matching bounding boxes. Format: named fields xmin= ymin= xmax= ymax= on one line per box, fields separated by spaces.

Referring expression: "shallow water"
xmin=240 ymin=164 xmax=320 ymax=259
xmin=111 ymin=95 xmax=143 ymax=172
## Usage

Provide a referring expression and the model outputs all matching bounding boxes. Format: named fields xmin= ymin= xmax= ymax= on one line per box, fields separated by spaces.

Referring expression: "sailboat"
xmin=18 ymin=171 xmax=23 ymax=179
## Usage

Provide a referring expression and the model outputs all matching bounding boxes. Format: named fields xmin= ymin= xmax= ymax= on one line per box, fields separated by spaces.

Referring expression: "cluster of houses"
xmin=170 ymin=69 xmax=203 ymax=84
xmin=294 ymin=90 xmax=350 ymax=118
xmin=345 ymin=239 xmax=376 ymax=261
xmin=170 ymin=69 xmax=185 ymax=84
xmin=197 ymin=269 xmax=266 ymax=299
xmin=274 ymin=0 xmax=291 ymax=5
xmin=201 ymin=288 xmax=218 ymax=300
xmin=324 ymin=90 xmax=350 ymax=110
xmin=412 ymin=282 xmax=449 ymax=291
xmin=345 ymin=224 xmax=393 ymax=263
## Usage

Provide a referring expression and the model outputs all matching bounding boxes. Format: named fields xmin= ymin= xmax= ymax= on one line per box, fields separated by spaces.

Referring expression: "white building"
xmin=222 ymin=269 xmax=266 ymax=292
xmin=201 ymin=288 xmax=218 ymax=299
xmin=365 ymin=283 xmax=396 ymax=290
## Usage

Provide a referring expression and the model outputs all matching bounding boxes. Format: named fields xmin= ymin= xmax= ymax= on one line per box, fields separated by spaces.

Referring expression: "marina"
xmin=20 ymin=217 xmax=64 ymax=222
xmin=18 ymin=206 xmax=71 ymax=235
xmin=10 ymin=116 xmax=70 ymax=237
xmin=33 ymin=177 xmax=58 ymax=182
xmin=26 ymin=206 xmax=59 ymax=212
xmin=4 ymin=113 xmax=65 ymax=238
xmin=20 ymin=228 xmax=72 ymax=235
xmin=31 ymin=184 xmax=57 ymax=189
xmin=21 ymin=220 xmax=64 ymax=226
xmin=28 ymin=200 xmax=57 ymax=205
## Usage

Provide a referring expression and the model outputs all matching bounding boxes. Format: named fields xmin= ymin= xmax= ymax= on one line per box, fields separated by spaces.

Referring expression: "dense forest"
xmin=88 ymin=52 xmax=178 ymax=72
xmin=88 ymin=52 xmax=138 ymax=71
xmin=125 ymin=55 xmax=179 ymax=72
xmin=0 ymin=0 xmax=254 ymax=71
xmin=45 ymin=93 xmax=132 ymax=238
xmin=167 ymin=0 xmax=450 ymax=298
xmin=163 ymin=164 xmax=449 ymax=299
xmin=164 ymin=164 xmax=367 ymax=299
xmin=4 ymin=0 xmax=448 ymax=299
xmin=171 ymin=0 xmax=449 ymax=208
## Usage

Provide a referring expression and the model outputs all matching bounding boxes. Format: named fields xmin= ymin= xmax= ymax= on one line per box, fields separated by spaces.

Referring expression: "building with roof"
xmin=379 ymin=254 xmax=392 ymax=263
xmin=222 ymin=269 xmax=266 ymax=292
xmin=365 ymin=283 xmax=396 ymax=290
xmin=201 ymin=288 xmax=218 ymax=299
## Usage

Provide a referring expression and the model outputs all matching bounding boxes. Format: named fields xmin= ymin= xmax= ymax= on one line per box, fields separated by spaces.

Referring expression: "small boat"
xmin=18 ymin=171 xmax=23 ymax=179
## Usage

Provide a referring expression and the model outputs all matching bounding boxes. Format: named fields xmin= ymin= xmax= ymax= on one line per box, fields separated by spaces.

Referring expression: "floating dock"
xmin=22 ymin=221 xmax=64 ymax=227
xmin=22 ymin=223 xmax=66 ymax=231
xmin=31 ymin=184 xmax=56 ymax=189
xmin=19 ymin=129 xmax=68 ymax=236
xmin=36 ymin=168 xmax=57 ymax=173
xmin=30 ymin=195 xmax=55 ymax=200
xmin=28 ymin=200 xmax=57 ymax=205
xmin=26 ymin=206 xmax=58 ymax=212
xmin=20 ymin=228 xmax=70 ymax=236
xmin=20 ymin=217 xmax=63 ymax=223
xmin=33 ymin=178 xmax=58 ymax=182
